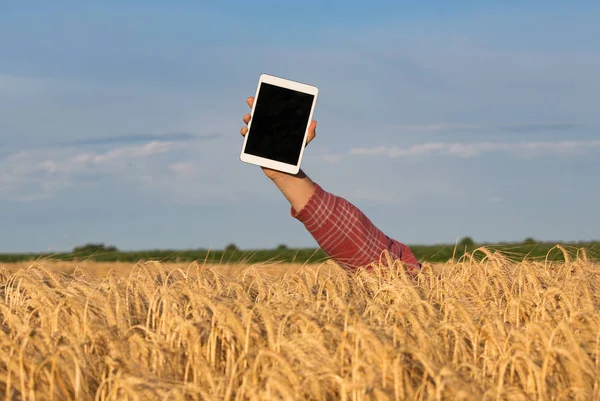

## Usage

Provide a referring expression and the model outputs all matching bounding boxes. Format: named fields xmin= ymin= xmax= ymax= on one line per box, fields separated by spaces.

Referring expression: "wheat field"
xmin=0 ymin=246 xmax=599 ymax=400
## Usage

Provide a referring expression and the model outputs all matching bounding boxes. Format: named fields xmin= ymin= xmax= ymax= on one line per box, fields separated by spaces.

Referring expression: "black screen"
xmin=245 ymin=82 xmax=314 ymax=165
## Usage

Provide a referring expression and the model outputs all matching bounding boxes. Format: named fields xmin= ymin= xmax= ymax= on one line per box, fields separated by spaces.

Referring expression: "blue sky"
xmin=1 ymin=1 xmax=599 ymax=252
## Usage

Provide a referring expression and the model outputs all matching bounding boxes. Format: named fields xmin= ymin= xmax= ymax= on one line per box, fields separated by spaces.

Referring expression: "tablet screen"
xmin=245 ymin=82 xmax=314 ymax=166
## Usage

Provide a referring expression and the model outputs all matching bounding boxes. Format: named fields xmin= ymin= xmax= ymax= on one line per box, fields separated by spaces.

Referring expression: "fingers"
xmin=306 ymin=120 xmax=317 ymax=145
xmin=240 ymin=112 xmax=252 ymax=137
xmin=240 ymin=98 xmax=253 ymax=137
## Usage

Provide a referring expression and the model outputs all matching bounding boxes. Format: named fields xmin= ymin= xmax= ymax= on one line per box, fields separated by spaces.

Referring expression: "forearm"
xmin=296 ymin=188 xmax=395 ymax=269
xmin=287 ymin=182 xmax=421 ymax=272
xmin=269 ymin=169 xmax=317 ymax=214
xmin=268 ymin=169 xmax=421 ymax=271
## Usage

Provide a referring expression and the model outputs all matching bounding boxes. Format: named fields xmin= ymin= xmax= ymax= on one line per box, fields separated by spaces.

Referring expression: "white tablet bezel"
xmin=240 ymin=74 xmax=319 ymax=175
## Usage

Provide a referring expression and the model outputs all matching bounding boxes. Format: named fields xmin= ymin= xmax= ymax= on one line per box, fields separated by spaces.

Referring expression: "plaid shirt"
xmin=291 ymin=184 xmax=421 ymax=273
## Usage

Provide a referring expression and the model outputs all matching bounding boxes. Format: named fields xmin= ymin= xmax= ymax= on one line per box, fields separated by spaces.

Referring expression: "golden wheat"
xmin=0 ymin=249 xmax=598 ymax=400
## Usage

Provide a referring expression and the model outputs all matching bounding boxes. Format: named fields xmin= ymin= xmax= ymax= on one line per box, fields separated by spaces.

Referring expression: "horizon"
xmin=2 ymin=237 xmax=599 ymax=255
xmin=1 ymin=2 xmax=599 ymax=253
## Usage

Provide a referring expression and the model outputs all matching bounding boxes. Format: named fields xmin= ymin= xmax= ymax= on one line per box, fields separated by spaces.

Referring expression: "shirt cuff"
xmin=290 ymin=183 xmax=324 ymax=223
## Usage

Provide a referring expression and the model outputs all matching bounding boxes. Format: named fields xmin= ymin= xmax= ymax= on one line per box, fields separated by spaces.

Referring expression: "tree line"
xmin=0 ymin=237 xmax=598 ymax=264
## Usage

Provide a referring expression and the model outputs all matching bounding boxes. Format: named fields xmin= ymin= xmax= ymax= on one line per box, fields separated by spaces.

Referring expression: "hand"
xmin=240 ymin=96 xmax=317 ymax=181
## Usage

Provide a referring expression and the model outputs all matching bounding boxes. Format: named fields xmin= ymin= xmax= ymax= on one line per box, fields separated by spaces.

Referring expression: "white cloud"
xmin=90 ymin=141 xmax=172 ymax=164
xmin=385 ymin=123 xmax=481 ymax=133
xmin=0 ymin=141 xmax=176 ymax=201
xmin=168 ymin=161 xmax=195 ymax=172
xmin=326 ymin=139 xmax=600 ymax=162
xmin=0 ymin=137 xmax=268 ymax=205
xmin=384 ymin=122 xmax=580 ymax=133
xmin=323 ymin=154 xmax=342 ymax=163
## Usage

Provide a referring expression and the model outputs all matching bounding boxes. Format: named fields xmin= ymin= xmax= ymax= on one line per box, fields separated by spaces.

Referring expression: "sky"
xmin=1 ymin=1 xmax=599 ymax=253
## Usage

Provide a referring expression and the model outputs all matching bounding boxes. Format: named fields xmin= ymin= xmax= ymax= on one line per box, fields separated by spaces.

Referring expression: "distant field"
xmin=0 ymin=259 xmax=317 ymax=277
xmin=0 ymin=247 xmax=599 ymax=400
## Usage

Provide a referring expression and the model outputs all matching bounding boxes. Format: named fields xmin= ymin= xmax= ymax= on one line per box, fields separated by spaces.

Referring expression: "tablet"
xmin=240 ymin=74 xmax=318 ymax=175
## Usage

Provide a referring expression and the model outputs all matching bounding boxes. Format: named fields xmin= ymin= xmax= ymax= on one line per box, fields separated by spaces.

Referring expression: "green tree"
xmin=524 ymin=237 xmax=536 ymax=245
xmin=459 ymin=236 xmax=476 ymax=250
xmin=73 ymin=243 xmax=118 ymax=255
xmin=224 ymin=243 xmax=239 ymax=253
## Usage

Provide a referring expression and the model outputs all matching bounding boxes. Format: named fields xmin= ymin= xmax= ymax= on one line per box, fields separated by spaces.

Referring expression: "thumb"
xmin=306 ymin=120 xmax=317 ymax=144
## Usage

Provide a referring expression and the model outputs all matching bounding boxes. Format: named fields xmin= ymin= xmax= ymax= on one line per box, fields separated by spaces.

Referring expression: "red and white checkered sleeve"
xmin=291 ymin=184 xmax=421 ymax=272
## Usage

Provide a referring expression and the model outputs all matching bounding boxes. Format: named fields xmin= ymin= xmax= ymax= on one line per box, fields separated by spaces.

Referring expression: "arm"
xmin=271 ymin=170 xmax=421 ymax=273
xmin=239 ymin=96 xmax=420 ymax=273
xmin=270 ymin=169 xmax=317 ymax=216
